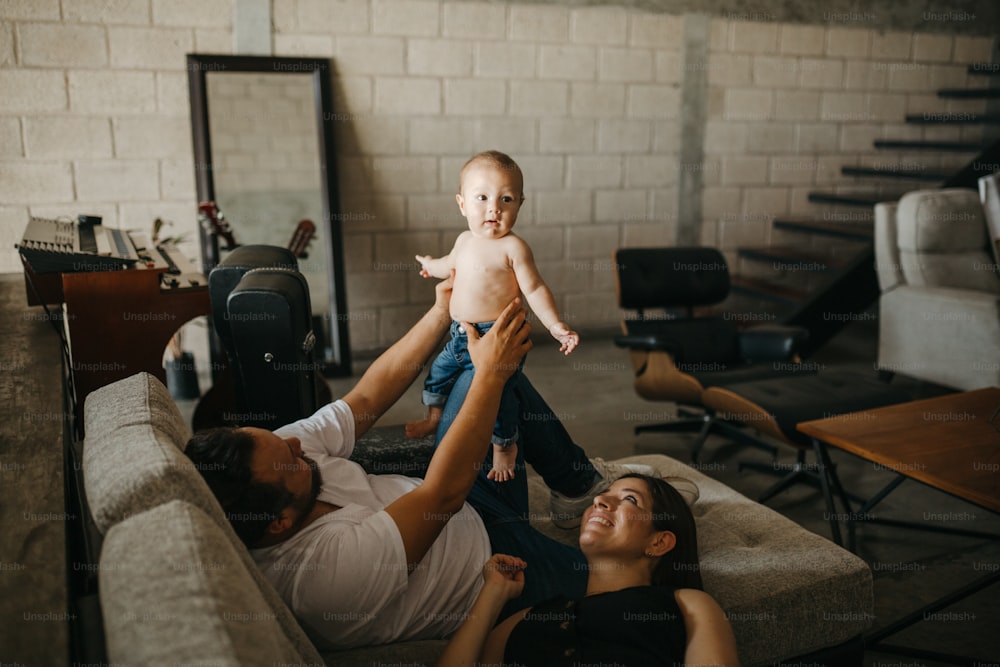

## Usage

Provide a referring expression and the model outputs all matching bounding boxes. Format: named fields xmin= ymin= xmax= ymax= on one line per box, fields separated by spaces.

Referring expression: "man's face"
xmin=456 ymin=161 xmax=524 ymax=240
xmin=244 ymin=427 xmax=321 ymax=521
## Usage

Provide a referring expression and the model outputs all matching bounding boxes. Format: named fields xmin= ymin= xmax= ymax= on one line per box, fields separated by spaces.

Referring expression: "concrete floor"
xmin=329 ymin=317 xmax=1000 ymax=665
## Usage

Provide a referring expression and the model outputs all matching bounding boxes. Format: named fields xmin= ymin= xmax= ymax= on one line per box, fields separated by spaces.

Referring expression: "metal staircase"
xmin=727 ymin=62 xmax=1000 ymax=357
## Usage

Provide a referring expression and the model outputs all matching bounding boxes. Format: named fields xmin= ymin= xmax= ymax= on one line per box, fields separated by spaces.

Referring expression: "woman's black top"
xmin=503 ymin=585 xmax=687 ymax=666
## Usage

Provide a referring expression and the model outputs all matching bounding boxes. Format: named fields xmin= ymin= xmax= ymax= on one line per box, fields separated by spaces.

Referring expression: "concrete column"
xmin=234 ymin=0 xmax=271 ymax=56
xmin=676 ymin=13 xmax=710 ymax=246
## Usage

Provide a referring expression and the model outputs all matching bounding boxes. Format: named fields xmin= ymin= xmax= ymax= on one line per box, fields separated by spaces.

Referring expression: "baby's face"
xmin=455 ymin=161 xmax=524 ymax=240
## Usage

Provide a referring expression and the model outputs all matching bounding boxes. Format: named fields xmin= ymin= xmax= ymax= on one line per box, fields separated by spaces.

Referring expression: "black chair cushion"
xmin=616 ymin=247 xmax=729 ymax=310
xmin=623 ymin=317 xmax=741 ymax=364
xmin=721 ymin=370 xmax=925 ymax=446
xmin=687 ymin=362 xmax=817 ymax=388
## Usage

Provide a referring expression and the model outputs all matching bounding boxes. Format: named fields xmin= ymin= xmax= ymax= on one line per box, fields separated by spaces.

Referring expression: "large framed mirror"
xmin=187 ymin=53 xmax=351 ymax=378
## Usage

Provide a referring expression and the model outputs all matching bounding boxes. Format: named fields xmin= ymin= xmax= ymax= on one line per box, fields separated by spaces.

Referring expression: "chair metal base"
xmin=739 ymin=450 xmax=824 ymax=503
xmin=634 ymin=410 xmax=779 ymax=464
xmin=738 ymin=448 xmax=866 ymax=505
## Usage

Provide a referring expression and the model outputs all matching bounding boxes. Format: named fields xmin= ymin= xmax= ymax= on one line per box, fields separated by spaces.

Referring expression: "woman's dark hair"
xmin=619 ymin=473 xmax=703 ymax=591
xmin=184 ymin=427 xmax=294 ymax=548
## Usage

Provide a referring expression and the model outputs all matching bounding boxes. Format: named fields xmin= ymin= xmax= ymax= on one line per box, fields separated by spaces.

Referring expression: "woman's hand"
xmin=435 ymin=555 xmax=528 ymax=667
xmin=482 ymin=554 xmax=527 ymax=602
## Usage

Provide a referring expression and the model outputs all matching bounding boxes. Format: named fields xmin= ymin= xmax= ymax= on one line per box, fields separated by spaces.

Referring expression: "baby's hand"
xmin=549 ymin=323 xmax=579 ymax=355
xmin=414 ymin=254 xmax=434 ymax=278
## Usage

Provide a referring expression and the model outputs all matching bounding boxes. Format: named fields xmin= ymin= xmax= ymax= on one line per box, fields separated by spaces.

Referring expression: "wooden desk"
xmin=23 ymin=257 xmax=210 ymax=430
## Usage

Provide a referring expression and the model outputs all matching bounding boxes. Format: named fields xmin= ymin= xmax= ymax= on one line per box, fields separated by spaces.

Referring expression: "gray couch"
xmin=82 ymin=372 xmax=873 ymax=665
xmin=874 ymin=187 xmax=1000 ymax=390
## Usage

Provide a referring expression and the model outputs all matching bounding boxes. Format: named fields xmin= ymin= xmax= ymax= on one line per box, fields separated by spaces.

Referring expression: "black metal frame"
xmin=186 ymin=53 xmax=351 ymax=378
xmin=811 ymin=437 xmax=1000 ymax=666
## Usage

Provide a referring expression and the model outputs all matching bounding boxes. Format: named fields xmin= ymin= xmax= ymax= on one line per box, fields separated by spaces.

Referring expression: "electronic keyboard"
xmin=17 ymin=215 xmax=141 ymax=273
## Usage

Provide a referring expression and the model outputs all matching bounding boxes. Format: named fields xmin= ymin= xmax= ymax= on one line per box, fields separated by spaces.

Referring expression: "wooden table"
xmin=799 ymin=387 xmax=1000 ymax=537
xmin=798 ymin=388 xmax=1000 ymax=665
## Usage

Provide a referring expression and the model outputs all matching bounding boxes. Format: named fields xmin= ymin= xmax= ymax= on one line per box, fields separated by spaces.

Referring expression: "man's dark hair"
xmin=184 ymin=427 xmax=293 ymax=548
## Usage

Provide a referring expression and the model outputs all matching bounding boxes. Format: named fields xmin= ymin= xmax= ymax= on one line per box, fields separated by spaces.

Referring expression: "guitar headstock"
xmin=288 ymin=219 xmax=316 ymax=259
xmin=198 ymin=201 xmax=238 ymax=250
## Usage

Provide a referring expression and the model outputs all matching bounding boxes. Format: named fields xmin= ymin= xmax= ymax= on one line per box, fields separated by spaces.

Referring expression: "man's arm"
xmin=384 ymin=300 xmax=532 ymax=570
xmin=342 ymin=275 xmax=453 ymax=438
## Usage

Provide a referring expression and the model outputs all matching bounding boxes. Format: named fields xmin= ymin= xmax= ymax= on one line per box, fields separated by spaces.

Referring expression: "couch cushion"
xmin=896 ymin=188 xmax=1000 ymax=294
xmin=83 ymin=372 xmax=323 ymax=665
xmin=528 ymin=455 xmax=873 ymax=666
xmin=83 ymin=372 xmax=217 ymax=533
xmin=99 ymin=500 xmax=307 ymax=666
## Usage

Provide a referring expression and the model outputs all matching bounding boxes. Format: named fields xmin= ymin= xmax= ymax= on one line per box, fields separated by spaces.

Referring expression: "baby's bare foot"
xmin=405 ymin=417 xmax=439 ymax=439
xmin=406 ymin=407 xmax=442 ymax=438
xmin=487 ymin=443 xmax=518 ymax=482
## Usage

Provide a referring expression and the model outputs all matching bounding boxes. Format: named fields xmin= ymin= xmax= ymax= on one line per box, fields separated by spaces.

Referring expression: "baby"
xmin=406 ymin=150 xmax=579 ymax=481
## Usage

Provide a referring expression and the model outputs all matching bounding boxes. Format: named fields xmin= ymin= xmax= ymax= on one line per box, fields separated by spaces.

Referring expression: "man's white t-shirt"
xmin=250 ymin=400 xmax=492 ymax=649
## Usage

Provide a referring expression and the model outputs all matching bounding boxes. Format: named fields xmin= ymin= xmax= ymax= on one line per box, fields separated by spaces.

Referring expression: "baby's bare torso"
xmin=449 ymin=233 xmax=523 ymax=323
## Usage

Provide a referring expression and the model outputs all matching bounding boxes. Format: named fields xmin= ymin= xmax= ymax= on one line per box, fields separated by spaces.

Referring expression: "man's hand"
xmin=550 ymin=322 xmax=580 ymax=355
xmin=462 ymin=298 xmax=531 ymax=382
xmin=481 ymin=554 xmax=526 ymax=602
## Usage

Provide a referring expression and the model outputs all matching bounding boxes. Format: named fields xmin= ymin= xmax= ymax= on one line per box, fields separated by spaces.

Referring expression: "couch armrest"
xmin=878 ymin=285 xmax=1000 ymax=390
xmin=874 ymin=201 xmax=902 ymax=293
xmin=738 ymin=325 xmax=809 ymax=362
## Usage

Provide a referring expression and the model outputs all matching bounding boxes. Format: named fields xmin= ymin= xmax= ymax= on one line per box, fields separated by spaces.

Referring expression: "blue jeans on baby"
xmin=422 ymin=321 xmax=521 ymax=447
xmin=435 ymin=369 xmax=598 ymax=619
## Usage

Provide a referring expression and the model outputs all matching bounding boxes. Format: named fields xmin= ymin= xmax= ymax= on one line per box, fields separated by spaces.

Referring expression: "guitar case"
xmin=209 ymin=245 xmax=318 ymax=430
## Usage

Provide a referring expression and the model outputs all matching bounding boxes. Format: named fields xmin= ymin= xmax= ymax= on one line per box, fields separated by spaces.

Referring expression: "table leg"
xmin=812 ymin=437 xmax=843 ymax=546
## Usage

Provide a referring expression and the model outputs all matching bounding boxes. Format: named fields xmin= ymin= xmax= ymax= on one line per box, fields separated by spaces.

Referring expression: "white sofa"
xmin=874 ymin=187 xmax=1000 ymax=390
xmin=80 ymin=372 xmax=874 ymax=665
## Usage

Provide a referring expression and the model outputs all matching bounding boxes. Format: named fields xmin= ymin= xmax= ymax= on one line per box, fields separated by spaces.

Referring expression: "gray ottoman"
xmin=337 ymin=431 xmax=873 ymax=666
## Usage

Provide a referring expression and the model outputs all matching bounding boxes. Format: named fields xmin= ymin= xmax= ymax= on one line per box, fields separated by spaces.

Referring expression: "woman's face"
xmin=579 ymin=477 xmax=673 ymax=557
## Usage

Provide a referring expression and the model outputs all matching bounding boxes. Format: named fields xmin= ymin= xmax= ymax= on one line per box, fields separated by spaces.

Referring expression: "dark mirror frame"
xmin=186 ymin=53 xmax=351 ymax=378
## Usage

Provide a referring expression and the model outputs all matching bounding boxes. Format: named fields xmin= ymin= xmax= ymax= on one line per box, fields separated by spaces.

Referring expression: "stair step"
xmin=937 ymin=88 xmax=1000 ymax=99
xmin=738 ymin=246 xmax=845 ymax=271
xmin=905 ymin=112 xmax=1000 ymax=124
xmin=841 ymin=165 xmax=950 ymax=181
xmin=730 ymin=276 xmax=808 ymax=305
xmin=967 ymin=64 xmax=1000 ymax=76
xmin=873 ymin=139 xmax=990 ymax=152
xmin=772 ymin=219 xmax=873 ymax=241
xmin=807 ymin=191 xmax=907 ymax=207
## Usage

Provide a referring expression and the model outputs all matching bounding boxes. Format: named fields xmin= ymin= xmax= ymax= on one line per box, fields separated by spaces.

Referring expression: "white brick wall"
xmin=0 ymin=3 xmax=213 ymax=280
xmin=372 ymin=0 xmax=439 ymax=37
xmin=63 ymin=0 xmax=150 ymax=24
xmin=24 ymin=117 xmax=112 ymax=158
xmin=19 ymin=23 xmax=108 ymax=67
xmin=1 ymin=1 xmax=992 ymax=351
xmin=701 ymin=16 xmax=990 ymax=265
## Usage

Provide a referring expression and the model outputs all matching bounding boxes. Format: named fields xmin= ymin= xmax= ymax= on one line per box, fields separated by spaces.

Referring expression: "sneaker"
xmin=550 ymin=457 xmax=657 ymax=529
xmin=663 ymin=476 xmax=700 ymax=507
